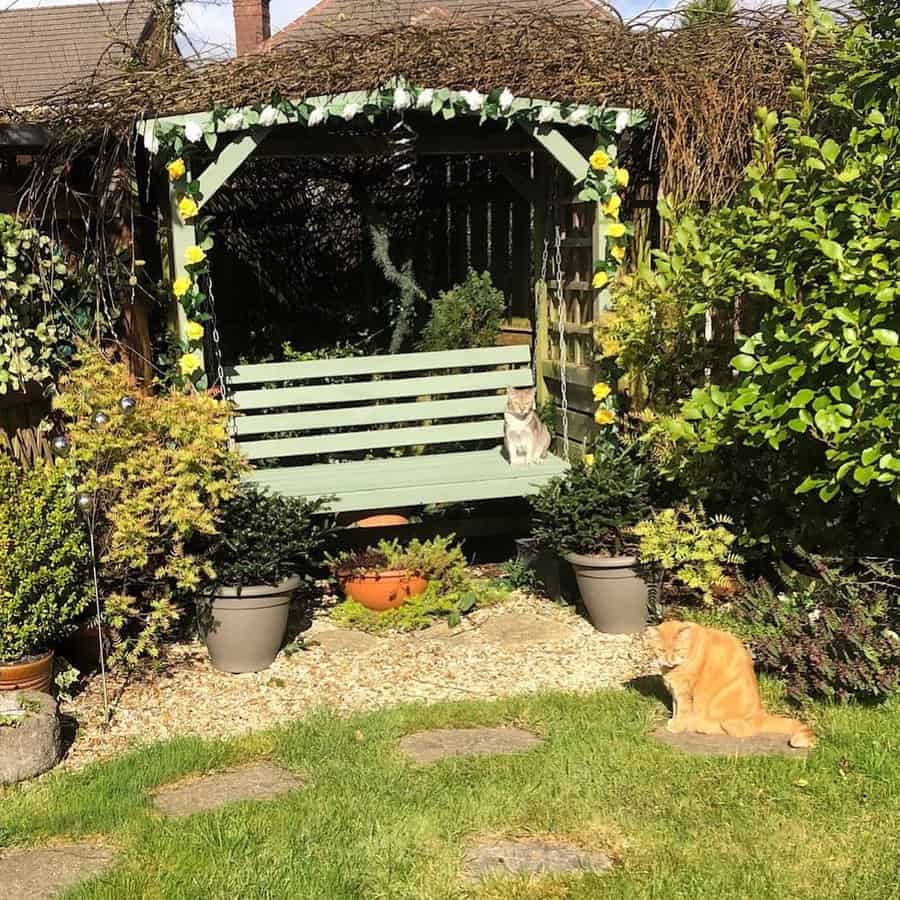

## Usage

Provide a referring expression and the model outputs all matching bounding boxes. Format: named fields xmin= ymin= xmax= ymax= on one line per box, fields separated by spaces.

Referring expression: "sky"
xmin=6 ymin=0 xmax=676 ymax=58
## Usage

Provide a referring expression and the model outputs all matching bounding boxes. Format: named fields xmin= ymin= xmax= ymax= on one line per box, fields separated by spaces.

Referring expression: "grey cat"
xmin=504 ymin=386 xmax=551 ymax=465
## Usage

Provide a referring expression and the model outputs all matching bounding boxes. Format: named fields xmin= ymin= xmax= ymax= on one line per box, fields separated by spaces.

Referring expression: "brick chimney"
xmin=234 ymin=0 xmax=271 ymax=55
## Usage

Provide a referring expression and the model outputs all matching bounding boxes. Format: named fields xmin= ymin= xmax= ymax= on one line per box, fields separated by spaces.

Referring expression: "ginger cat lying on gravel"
xmin=646 ymin=621 xmax=815 ymax=749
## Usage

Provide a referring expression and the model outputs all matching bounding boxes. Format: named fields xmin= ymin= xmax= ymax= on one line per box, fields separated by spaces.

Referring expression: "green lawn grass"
xmin=2 ymin=685 xmax=898 ymax=899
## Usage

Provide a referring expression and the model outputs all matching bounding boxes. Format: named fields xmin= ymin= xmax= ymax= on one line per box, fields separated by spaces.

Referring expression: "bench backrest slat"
xmin=229 ymin=345 xmax=533 ymax=467
xmin=225 ymin=345 xmax=530 ymax=385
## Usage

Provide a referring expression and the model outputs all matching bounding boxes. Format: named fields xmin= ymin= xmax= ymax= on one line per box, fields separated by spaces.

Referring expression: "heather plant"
xmin=734 ymin=555 xmax=899 ymax=703
xmin=52 ymin=346 xmax=247 ymax=665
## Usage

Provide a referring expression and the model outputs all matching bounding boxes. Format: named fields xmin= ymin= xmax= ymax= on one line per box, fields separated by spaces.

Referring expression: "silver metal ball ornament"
xmin=51 ymin=435 xmax=70 ymax=458
xmin=92 ymin=411 xmax=110 ymax=428
xmin=118 ymin=395 xmax=137 ymax=416
xmin=75 ymin=492 xmax=94 ymax=516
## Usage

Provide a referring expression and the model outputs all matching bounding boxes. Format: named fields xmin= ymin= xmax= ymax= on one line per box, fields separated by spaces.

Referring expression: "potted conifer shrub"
xmin=199 ymin=485 xmax=333 ymax=673
xmin=529 ymin=446 xmax=652 ymax=633
xmin=0 ymin=457 xmax=90 ymax=692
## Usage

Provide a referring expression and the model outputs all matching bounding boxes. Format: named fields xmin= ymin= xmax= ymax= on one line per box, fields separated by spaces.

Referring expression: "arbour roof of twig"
xmin=8 ymin=2 xmax=833 ymax=205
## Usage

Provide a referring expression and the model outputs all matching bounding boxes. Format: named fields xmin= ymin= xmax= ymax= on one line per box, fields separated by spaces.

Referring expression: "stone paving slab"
xmin=652 ymin=727 xmax=809 ymax=757
xmin=477 ymin=612 xmax=578 ymax=648
xmin=463 ymin=838 xmax=612 ymax=882
xmin=152 ymin=761 xmax=303 ymax=818
xmin=0 ymin=844 xmax=116 ymax=900
xmin=399 ymin=727 xmax=543 ymax=764
xmin=305 ymin=626 xmax=380 ymax=654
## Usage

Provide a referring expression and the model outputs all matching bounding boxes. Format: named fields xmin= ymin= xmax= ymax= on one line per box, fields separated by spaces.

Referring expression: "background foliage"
xmin=418 ymin=270 xmax=506 ymax=352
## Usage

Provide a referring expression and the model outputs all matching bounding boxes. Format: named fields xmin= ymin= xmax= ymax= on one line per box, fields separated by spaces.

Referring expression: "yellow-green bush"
xmin=53 ymin=347 xmax=247 ymax=664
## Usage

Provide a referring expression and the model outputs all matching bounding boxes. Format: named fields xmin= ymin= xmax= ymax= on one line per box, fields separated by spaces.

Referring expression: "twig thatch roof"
xmin=7 ymin=2 xmax=833 ymax=205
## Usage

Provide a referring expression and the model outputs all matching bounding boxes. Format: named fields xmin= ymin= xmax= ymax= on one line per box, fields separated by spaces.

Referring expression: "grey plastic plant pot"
xmin=197 ymin=575 xmax=301 ymax=673
xmin=564 ymin=553 xmax=648 ymax=634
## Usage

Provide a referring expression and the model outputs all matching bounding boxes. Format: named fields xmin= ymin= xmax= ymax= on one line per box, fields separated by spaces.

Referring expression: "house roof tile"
xmin=0 ymin=0 xmax=157 ymax=108
xmin=264 ymin=0 xmax=615 ymax=50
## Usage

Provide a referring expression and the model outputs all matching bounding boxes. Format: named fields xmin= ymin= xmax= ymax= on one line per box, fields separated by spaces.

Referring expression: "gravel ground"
xmin=61 ymin=593 xmax=655 ymax=771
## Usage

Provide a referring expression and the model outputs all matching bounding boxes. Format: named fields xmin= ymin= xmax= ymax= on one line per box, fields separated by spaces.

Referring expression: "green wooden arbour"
xmin=140 ymin=88 xmax=642 ymax=456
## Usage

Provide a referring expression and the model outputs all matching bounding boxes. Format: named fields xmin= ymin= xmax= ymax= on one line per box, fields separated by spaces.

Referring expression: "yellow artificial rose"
xmin=185 ymin=321 xmax=205 ymax=342
xmin=592 ymin=382 xmax=612 ymax=401
xmin=172 ymin=276 xmax=192 ymax=298
xmin=615 ymin=167 xmax=630 ymax=187
xmin=594 ymin=408 xmax=616 ymax=426
xmin=592 ymin=271 xmax=609 ymax=289
xmin=603 ymin=193 xmax=622 ymax=218
xmin=179 ymin=353 xmax=202 ymax=377
xmin=166 ymin=158 xmax=186 ymax=181
xmin=178 ymin=196 xmax=199 ymax=221
xmin=611 ymin=244 xmax=626 ymax=262
xmin=606 ymin=222 xmax=627 ymax=238
xmin=185 ymin=245 xmax=206 ymax=265
xmin=589 ymin=149 xmax=610 ymax=171
xmin=583 ymin=453 xmax=595 ymax=468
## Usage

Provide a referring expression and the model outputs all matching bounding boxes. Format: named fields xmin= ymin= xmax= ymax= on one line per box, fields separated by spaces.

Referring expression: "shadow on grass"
xmin=625 ymin=675 xmax=671 ymax=713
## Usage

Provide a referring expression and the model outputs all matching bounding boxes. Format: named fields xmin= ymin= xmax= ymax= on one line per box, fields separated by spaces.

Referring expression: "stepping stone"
xmin=152 ymin=761 xmax=303 ymax=818
xmin=478 ymin=612 xmax=577 ymax=648
xmin=0 ymin=843 xmax=116 ymax=900
xmin=652 ymin=727 xmax=809 ymax=757
xmin=463 ymin=838 xmax=612 ymax=882
xmin=399 ymin=727 xmax=543 ymax=764
xmin=306 ymin=627 xmax=379 ymax=654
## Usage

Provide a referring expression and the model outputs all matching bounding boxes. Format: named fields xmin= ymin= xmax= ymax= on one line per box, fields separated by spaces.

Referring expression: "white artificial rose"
xmin=342 ymin=103 xmax=361 ymax=122
xmin=184 ymin=120 xmax=203 ymax=143
xmin=615 ymin=109 xmax=630 ymax=134
xmin=259 ymin=105 xmax=279 ymax=127
xmin=499 ymin=87 xmax=514 ymax=112
xmin=461 ymin=89 xmax=485 ymax=112
xmin=393 ymin=87 xmax=412 ymax=111
xmin=417 ymin=88 xmax=435 ymax=109
xmin=224 ymin=110 xmax=244 ymax=130
xmin=537 ymin=106 xmax=556 ymax=124
xmin=568 ymin=106 xmax=590 ymax=126
xmin=308 ymin=106 xmax=326 ymax=126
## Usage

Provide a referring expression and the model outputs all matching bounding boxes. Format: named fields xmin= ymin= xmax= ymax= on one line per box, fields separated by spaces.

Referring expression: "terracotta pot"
xmin=0 ymin=650 xmax=54 ymax=694
xmin=59 ymin=619 xmax=108 ymax=674
xmin=339 ymin=569 xmax=428 ymax=611
xmin=351 ymin=513 xmax=410 ymax=528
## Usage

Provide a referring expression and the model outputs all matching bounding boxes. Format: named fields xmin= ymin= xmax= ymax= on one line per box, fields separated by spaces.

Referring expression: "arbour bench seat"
xmin=225 ymin=345 xmax=568 ymax=514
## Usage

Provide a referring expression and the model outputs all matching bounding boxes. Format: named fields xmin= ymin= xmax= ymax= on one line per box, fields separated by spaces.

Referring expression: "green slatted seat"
xmin=225 ymin=346 xmax=568 ymax=514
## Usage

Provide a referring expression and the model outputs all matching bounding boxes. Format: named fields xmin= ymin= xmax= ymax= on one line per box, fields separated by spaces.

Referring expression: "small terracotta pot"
xmin=351 ymin=513 xmax=410 ymax=528
xmin=0 ymin=650 xmax=54 ymax=694
xmin=59 ymin=619 xmax=108 ymax=674
xmin=339 ymin=570 xmax=428 ymax=611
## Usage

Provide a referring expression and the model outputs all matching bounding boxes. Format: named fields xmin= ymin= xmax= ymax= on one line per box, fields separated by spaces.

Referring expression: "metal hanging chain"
xmin=554 ymin=204 xmax=570 ymax=462
xmin=206 ymin=271 xmax=227 ymax=400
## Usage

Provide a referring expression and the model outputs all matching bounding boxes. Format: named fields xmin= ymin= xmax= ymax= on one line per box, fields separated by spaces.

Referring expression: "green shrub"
xmin=734 ymin=554 xmax=899 ymax=703
xmin=0 ymin=456 xmax=90 ymax=663
xmin=204 ymin=484 xmax=334 ymax=587
xmin=634 ymin=506 xmax=741 ymax=604
xmin=529 ymin=445 xmax=652 ymax=556
xmin=418 ymin=270 xmax=506 ymax=351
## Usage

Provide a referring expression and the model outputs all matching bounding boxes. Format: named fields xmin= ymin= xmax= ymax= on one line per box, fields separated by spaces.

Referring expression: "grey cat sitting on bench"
xmin=504 ymin=387 xmax=551 ymax=465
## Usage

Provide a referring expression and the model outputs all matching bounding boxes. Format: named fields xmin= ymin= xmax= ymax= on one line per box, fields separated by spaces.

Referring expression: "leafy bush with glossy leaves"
xmin=0 ymin=456 xmax=89 ymax=662
xmin=735 ymin=554 xmax=899 ymax=703
xmin=529 ymin=445 xmax=652 ymax=556
xmin=206 ymin=484 xmax=334 ymax=587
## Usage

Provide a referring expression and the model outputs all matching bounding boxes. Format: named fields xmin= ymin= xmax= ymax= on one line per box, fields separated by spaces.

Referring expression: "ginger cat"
xmin=646 ymin=621 xmax=815 ymax=749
